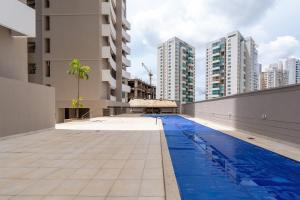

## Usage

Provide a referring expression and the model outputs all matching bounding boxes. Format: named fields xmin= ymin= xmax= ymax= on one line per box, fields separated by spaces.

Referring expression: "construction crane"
xmin=141 ymin=62 xmax=153 ymax=86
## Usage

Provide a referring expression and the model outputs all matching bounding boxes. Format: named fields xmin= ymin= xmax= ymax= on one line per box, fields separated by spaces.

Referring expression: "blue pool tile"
xmin=149 ymin=115 xmax=300 ymax=200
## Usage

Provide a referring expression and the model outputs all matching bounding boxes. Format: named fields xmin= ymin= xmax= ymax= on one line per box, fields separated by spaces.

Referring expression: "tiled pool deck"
xmin=0 ymin=117 xmax=166 ymax=200
xmin=1 ymin=115 xmax=300 ymax=200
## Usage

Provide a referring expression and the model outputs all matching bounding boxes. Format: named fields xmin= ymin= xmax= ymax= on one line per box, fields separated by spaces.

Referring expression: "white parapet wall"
xmin=0 ymin=77 xmax=55 ymax=137
xmin=0 ymin=0 xmax=35 ymax=37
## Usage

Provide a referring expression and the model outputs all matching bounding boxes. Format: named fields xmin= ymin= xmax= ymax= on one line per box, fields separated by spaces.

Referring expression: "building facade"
xmin=206 ymin=31 xmax=259 ymax=99
xmin=128 ymin=79 xmax=156 ymax=101
xmin=157 ymin=37 xmax=195 ymax=104
xmin=286 ymin=58 xmax=300 ymax=85
xmin=0 ymin=0 xmax=55 ymax=137
xmin=27 ymin=0 xmax=131 ymax=121
xmin=260 ymin=72 xmax=268 ymax=90
xmin=266 ymin=62 xmax=289 ymax=88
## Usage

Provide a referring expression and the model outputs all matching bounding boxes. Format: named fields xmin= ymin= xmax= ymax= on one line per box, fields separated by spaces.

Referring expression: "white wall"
xmin=0 ymin=77 xmax=55 ymax=137
xmin=0 ymin=0 xmax=35 ymax=37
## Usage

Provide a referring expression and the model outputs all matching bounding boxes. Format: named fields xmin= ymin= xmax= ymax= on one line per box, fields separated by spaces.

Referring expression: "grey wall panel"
xmin=182 ymin=85 xmax=300 ymax=145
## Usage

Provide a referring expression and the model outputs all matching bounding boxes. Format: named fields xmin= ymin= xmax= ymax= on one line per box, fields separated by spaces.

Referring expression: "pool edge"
xmin=160 ymin=119 xmax=182 ymax=200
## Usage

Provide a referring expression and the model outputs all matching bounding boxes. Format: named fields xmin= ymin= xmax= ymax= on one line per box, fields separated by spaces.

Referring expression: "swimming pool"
xmin=155 ymin=115 xmax=300 ymax=200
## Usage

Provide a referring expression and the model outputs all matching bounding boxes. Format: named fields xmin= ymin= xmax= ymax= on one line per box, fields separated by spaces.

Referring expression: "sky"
xmin=126 ymin=0 xmax=300 ymax=100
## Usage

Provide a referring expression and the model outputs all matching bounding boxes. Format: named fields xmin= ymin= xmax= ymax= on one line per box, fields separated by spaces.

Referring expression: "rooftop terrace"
xmin=0 ymin=117 xmax=169 ymax=200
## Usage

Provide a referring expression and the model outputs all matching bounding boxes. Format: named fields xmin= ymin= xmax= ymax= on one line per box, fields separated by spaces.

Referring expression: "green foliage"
xmin=71 ymin=97 xmax=84 ymax=109
xmin=67 ymin=59 xmax=91 ymax=115
xmin=67 ymin=59 xmax=91 ymax=80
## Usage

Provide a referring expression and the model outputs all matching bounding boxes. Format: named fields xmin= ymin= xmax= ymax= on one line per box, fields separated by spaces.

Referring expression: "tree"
xmin=67 ymin=59 xmax=91 ymax=119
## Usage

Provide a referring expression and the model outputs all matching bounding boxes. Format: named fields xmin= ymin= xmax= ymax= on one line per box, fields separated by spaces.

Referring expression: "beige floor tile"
xmin=142 ymin=169 xmax=163 ymax=180
xmin=43 ymin=196 xmax=75 ymax=200
xmin=102 ymin=160 xmax=126 ymax=169
xmin=74 ymin=197 xmax=105 ymax=200
xmin=69 ymin=168 xmax=99 ymax=179
xmin=0 ymin=180 xmax=33 ymax=195
xmin=80 ymin=180 xmax=114 ymax=197
xmin=0 ymin=196 xmax=11 ymax=200
xmin=9 ymin=196 xmax=43 ymax=200
xmin=21 ymin=168 xmax=57 ymax=179
xmin=138 ymin=198 xmax=164 ymax=200
xmin=146 ymin=154 xmax=162 ymax=160
xmin=128 ymin=154 xmax=147 ymax=160
xmin=51 ymin=180 xmax=89 ymax=195
xmin=139 ymin=180 xmax=164 ymax=197
xmin=144 ymin=159 xmax=162 ymax=169
xmin=46 ymin=169 xmax=76 ymax=180
xmin=0 ymin=168 xmax=34 ymax=179
xmin=118 ymin=168 xmax=143 ymax=180
xmin=109 ymin=180 xmax=141 ymax=197
xmin=123 ymin=160 xmax=145 ymax=169
xmin=106 ymin=198 xmax=138 ymax=200
xmin=81 ymin=160 xmax=106 ymax=169
xmin=21 ymin=180 xmax=61 ymax=195
xmin=94 ymin=168 xmax=121 ymax=180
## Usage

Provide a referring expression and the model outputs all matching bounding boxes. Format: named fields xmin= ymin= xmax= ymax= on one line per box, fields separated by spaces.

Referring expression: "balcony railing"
xmin=122 ymin=56 xmax=131 ymax=67
xmin=122 ymin=29 xmax=131 ymax=42
xmin=102 ymin=69 xmax=116 ymax=89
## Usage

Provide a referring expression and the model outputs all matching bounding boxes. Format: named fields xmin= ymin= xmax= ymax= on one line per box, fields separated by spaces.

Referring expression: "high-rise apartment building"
xmin=27 ymin=0 xmax=131 ymax=121
xmin=260 ymin=72 xmax=268 ymax=90
xmin=266 ymin=62 xmax=289 ymax=88
xmin=157 ymin=37 xmax=195 ymax=104
xmin=206 ymin=31 xmax=259 ymax=99
xmin=286 ymin=58 xmax=300 ymax=85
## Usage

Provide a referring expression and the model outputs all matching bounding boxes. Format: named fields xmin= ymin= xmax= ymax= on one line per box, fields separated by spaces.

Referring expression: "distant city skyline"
xmin=127 ymin=0 xmax=300 ymax=100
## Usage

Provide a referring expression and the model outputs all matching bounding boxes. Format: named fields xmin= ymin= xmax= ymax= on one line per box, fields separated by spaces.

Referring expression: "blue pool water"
xmin=154 ymin=115 xmax=300 ymax=200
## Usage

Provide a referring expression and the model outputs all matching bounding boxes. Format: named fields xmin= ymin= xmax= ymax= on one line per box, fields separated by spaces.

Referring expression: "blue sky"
xmin=126 ymin=0 xmax=300 ymax=100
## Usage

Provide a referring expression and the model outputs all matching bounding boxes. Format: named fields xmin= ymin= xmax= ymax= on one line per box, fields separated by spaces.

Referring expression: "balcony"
xmin=212 ymin=59 xmax=220 ymax=64
xmin=122 ymin=84 xmax=131 ymax=93
xmin=212 ymin=45 xmax=221 ymax=50
xmin=102 ymin=69 xmax=116 ymax=89
xmin=102 ymin=23 xmax=116 ymax=41
xmin=0 ymin=0 xmax=35 ymax=37
xmin=102 ymin=47 xmax=117 ymax=71
xmin=111 ymin=0 xmax=116 ymax=8
xmin=122 ymin=15 xmax=131 ymax=30
xmin=102 ymin=2 xmax=116 ymax=24
xmin=109 ymin=36 xmax=116 ymax=55
xmin=122 ymin=56 xmax=131 ymax=67
xmin=122 ymin=69 xmax=131 ymax=79
xmin=122 ymin=42 xmax=131 ymax=55
xmin=110 ymin=95 xmax=116 ymax=101
xmin=122 ymin=29 xmax=131 ymax=42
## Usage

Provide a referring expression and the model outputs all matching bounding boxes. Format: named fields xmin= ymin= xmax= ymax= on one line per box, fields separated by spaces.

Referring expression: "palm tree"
xmin=67 ymin=59 xmax=91 ymax=119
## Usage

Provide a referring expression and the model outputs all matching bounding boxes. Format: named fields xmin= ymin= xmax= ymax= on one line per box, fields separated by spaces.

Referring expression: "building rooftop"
xmin=129 ymin=99 xmax=178 ymax=108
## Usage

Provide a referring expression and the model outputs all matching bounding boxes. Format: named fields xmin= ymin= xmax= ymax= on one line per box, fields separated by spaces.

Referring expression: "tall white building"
xmin=266 ymin=62 xmax=289 ymax=88
xmin=206 ymin=31 xmax=259 ymax=99
xmin=157 ymin=37 xmax=195 ymax=104
xmin=286 ymin=58 xmax=300 ymax=85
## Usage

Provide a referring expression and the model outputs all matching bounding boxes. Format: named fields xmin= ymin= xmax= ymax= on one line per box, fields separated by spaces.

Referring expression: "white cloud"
xmin=127 ymin=0 xmax=280 ymax=100
xmin=259 ymin=36 xmax=300 ymax=69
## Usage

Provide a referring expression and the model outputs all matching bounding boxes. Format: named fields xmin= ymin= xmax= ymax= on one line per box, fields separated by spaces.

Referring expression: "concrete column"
xmin=115 ymin=0 xmax=123 ymax=102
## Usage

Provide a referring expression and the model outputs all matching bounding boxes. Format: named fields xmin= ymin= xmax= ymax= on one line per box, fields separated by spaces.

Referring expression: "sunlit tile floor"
xmin=0 ymin=121 xmax=165 ymax=200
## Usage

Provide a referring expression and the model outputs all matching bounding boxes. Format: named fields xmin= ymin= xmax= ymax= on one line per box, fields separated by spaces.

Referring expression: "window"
xmin=45 ymin=0 xmax=50 ymax=8
xmin=46 ymin=61 xmax=51 ymax=77
xmin=27 ymin=0 xmax=35 ymax=8
xmin=45 ymin=16 xmax=50 ymax=31
xmin=28 ymin=64 xmax=36 ymax=74
xmin=45 ymin=38 xmax=50 ymax=53
xmin=28 ymin=42 xmax=35 ymax=53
